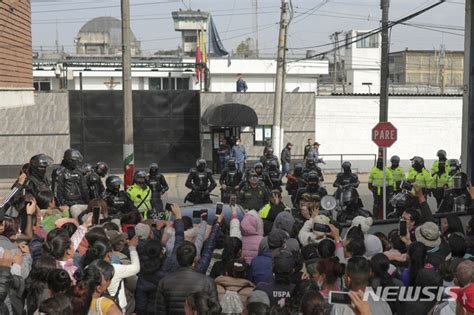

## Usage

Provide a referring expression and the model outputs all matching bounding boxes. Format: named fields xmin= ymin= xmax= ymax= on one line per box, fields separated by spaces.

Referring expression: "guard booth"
xmin=200 ymin=103 xmax=258 ymax=173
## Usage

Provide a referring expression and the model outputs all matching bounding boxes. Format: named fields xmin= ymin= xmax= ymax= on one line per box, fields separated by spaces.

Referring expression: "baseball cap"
xmin=273 ymin=250 xmax=296 ymax=274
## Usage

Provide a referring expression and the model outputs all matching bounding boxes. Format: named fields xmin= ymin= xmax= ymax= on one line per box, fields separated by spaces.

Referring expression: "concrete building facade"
xmin=0 ymin=0 xmax=34 ymax=108
xmin=389 ymin=49 xmax=464 ymax=87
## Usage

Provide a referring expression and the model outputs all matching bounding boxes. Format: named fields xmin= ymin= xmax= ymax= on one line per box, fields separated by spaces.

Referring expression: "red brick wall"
xmin=0 ymin=0 xmax=32 ymax=89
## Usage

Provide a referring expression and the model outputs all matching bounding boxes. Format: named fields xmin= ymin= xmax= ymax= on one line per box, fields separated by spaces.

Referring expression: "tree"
xmin=235 ymin=38 xmax=256 ymax=58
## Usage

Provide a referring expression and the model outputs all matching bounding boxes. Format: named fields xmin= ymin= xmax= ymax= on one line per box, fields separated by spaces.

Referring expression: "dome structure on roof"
xmin=75 ymin=16 xmax=140 ymax=56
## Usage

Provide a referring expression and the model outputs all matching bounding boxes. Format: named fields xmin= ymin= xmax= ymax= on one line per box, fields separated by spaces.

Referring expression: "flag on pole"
xmin=195 ymin=30 xmax=202 ymax=84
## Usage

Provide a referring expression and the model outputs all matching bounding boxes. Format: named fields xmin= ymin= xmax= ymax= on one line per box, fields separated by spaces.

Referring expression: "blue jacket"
xmin=231 ymin=145 xmax=247 ymax=163
xmin=250 ymin=249 xmax=273 ymax=284
xmin=135 ymin=219 xmax=184 ymax=315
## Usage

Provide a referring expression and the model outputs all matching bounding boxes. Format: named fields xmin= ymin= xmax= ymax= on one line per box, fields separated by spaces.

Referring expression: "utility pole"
xmin=462 ymin=0 xmax=474 ymax=181
xmin=379 ymin=0 xmax=390 ymax=220
xmin=122 ymin=0 xmax=134 ymax=189
xmin=439 ymin=44 xmax=446 ymax=94
xmin=272 ymin=0 xmax=289 ymax=157
xmin=252 ymin=0 xmax=259 ymax=57
xmin=332 ymin=31 xmax=341 ymax=92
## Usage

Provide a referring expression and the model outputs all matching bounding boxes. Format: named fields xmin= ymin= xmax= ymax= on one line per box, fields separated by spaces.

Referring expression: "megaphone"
xmin=321 ymin=195 xmax=337 ymax=211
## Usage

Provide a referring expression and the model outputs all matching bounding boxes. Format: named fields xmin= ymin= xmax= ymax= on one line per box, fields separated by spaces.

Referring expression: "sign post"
xmin=372 ymin=122 xmax=397 ymax=220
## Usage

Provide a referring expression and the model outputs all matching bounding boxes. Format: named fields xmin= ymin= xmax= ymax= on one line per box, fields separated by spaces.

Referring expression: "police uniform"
xmin=219 ymin=165 xmax=243 ymax=203
xmin=127 ymin=184 xmax=152 ymax=218
xmin=185 ymin=161 xmax=217 ymax=204
xmin=239 ymin=183 xmax=269 ymax=211
xmin=368 ymin=166 xmax=394 ymax=219
xmin=386 ymin=166 xmax=405 ymax=193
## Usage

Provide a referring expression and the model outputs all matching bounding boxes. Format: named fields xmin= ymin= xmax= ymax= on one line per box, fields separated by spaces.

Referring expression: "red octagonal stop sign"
xmin=372 ymin=122 xmax=397 ymax=148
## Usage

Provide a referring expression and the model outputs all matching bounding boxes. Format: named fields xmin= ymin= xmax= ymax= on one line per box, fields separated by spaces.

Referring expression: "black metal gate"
xmin=69 ymin=90 xmax=201 ymax=172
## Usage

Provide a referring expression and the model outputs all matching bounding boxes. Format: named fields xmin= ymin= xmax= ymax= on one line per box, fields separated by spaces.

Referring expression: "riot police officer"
xmin=52 ymin=149 xmax=89 ymax=206
xmin=368 ymin=158 xmax=394 ymax=219
xmin=431 ymin=149 xmax=450 ymax=175
xmin=447 ymin=159 xmax=461 ymax=188
xmin=387 ymin=155 xmax=405 ymax=193
xmin=336 ymin=184 xmax=371 ymax=223
xmin=219 ymin=159 xmax=243 ymax=203
xmin=86 ymin=161 xmax=108 ymax=200
xmin=25 ymin=154 xmax=53 ymax=198
xmin=333 ymin=161 xmax=359 ymax=199
xmin=431 ymin=161 xmax=449 ymax=207
xmin=263 ymin=160 xmax=282 ymax=192
xmin=127 ymin=170 xmax=153 ymax=218
xmin=407 ymin=156 xmax=432 ymax=194
xmin=438 ymin=172 xmax=471 ymax=213
xmin=185 ymin=159 xmax=217 ymax=204
xmin=260 ymin=148 xmax=279 ymax=171
xmin=286 ymin=163 xmax=306 ymax=207
xmin=104 ymin=175 xmax=136 ymax=217
xmin=294 ymin=171 xmax=327 ymax=206
xmin=146 ymin=163 xmax=169 ymax=213
xmin=303 ymin=158 xmax=324 ymax=182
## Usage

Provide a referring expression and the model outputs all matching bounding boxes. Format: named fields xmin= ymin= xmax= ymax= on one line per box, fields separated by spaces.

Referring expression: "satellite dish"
xmin=321 ymin=195 xmax=337 ymax=211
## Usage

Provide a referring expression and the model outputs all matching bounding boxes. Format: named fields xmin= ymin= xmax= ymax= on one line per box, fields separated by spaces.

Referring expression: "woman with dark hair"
xmin=24 ymin=256 xmax=57 ymax=315
xmin=401 ymin=241 xmax=431 ymax=286
xmin=440 ymin=213 xmax=465 ymax=238
xmin=70 ymin=259 xmax=122 ymax=315
xmin=38 ymin=294 xmax=73 ymax=315
xmin=300 ymin=290 xmax=326 ymax=315
xmin=81 ymin=238 xmax=113 ymax=268
xmin=44 ymin=215 xmax=91 ymax=282
xmin=47 ymin=269 xmax=72 ymax=295
xmin=369 ymin=253 xmax=403 ymax=313
xmin=288 ymin=280 xmax=319 ymax=314
xmin=215 ymin=259 xmax=255 ymax=312
xmin=317 ymin=238 xmax=335 ymax=258
xmin=184 ymin=292 xmax=222 ymax=315
xmin=310 ymin=257 xmax=345 ymax=299
xmin=374 ymin=231 xmax=391 ymax=252
xmin=210 ymin=237 xmax=243 ymax=279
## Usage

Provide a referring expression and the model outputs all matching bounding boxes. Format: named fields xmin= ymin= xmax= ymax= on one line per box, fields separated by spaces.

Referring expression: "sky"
xmin=30 ymin=0 xmax=465 ymax=58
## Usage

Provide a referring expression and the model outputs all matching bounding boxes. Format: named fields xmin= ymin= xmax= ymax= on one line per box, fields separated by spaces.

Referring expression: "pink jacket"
xmin=240 ymin=210 xmax=264 ymax=264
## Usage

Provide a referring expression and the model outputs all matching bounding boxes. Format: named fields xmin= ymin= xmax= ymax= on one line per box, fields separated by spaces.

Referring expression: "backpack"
xmin=220 ymin=285 xmax=250 ymax=315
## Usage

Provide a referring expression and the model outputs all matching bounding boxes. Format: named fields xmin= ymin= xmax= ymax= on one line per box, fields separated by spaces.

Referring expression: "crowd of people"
xmin=0 ymin=146 xmax=473 ymax=315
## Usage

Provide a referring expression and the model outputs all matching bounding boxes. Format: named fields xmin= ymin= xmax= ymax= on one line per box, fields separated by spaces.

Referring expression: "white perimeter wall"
xmin=315 ymin=96 xmax=462 ymax=171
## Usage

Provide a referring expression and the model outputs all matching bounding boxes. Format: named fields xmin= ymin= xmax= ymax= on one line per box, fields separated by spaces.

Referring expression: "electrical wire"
xmin=287 ymin=0 xmax=447 ymax=63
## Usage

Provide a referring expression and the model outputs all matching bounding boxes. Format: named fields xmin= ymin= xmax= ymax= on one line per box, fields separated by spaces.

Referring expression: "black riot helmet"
xmin=81 ymin=163 xmax=93 ymax=176
xmin=306 ymin=159 xmax=316 ymax=169
xmin=390 ymin=155 xmax=400 ymax=168
xmin=269 ymin=160 xmax=278 ymax=171
xmin=133 ymin=171 xmax=146 ymax=181
xmin=376 ymin=158 xmax=384 ymax=170
xmin=63 ymin=149 xmax=83 ymax=170
xmin=106 ymin=175 xmax=123 ymax=193
xmin=149 ymin=163 xmax=159 ymax=176
xmin=411 ymin=156 xmax=424 ymax=172
xmin=449 ymin=159 xmax=461 ymax=175
xmin=95 ymin=162 xmax=109 ymax=178
xmin=452 ymin=172 xmax=467 ymax=190
xmin=437 ymin=150 xmax=447 ymax=161
xmin=306 ymin=171 xmax=320 ymax=188
xmin=293 ymin=163 xmax=303 ymax=177
xmin=254 ymin=162 xmax=263 ymax=175
xmin=265 ymin=148 xmax=274 ymax=157
xmin=227 ymin=159 xmax=236 ymax=171
xmin=29 ymin=154 xmax=53 ymax=178
xmin=196 ymin=159 xmax=207 ymax=172
xmin=342 ymin=161 xmax=352 ymax=175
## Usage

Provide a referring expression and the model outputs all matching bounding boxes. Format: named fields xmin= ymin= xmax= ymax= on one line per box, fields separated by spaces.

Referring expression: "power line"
xmin=32 ymin=0 xmax=180 ymax=14
xmin=287 ymin=0 xmax=447 ymax=62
